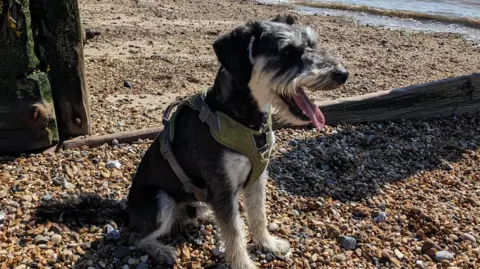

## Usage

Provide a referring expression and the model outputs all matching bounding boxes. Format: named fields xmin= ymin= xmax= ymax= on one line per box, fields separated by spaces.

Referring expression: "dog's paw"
xmin=154 ymin=245 xmax=177 ymax=266
xmin=258 ymin=235 xmax=290 ymax=254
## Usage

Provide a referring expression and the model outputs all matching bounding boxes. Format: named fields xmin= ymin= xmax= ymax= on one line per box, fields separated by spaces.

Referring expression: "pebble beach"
xmin=1 ymin=0 xmax=479 ymax=268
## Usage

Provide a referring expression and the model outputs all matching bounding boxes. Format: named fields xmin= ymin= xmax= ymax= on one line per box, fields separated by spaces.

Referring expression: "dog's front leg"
xmin=244 ymin=173 xmax=290 ymax=254
xmin=211 ymin=192 xmax=256 ymax=269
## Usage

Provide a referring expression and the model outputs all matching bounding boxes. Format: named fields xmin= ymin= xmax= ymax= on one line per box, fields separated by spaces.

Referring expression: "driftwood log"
xmin=59 ymin=73 xmax=479 ymax=150
xmin=316 ymin=72 xmax=480 ymax=125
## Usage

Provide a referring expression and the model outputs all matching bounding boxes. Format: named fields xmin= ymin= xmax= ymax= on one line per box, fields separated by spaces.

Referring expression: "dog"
xmin=35 ymin=14 xmax=348 ymax=269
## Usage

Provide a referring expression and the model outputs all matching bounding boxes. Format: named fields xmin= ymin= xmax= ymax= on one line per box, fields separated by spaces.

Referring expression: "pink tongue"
xmin=292 ymin=88 xmax=325 ymax=131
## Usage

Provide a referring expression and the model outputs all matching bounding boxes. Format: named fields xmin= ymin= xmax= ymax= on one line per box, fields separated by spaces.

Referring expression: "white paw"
xmin=258 ymin=236 xmax=290 ymax=254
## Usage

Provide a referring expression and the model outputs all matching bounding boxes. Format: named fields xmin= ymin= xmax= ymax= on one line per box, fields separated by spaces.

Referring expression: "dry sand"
xmin=0 ymin=0 xmax=479 ymax=268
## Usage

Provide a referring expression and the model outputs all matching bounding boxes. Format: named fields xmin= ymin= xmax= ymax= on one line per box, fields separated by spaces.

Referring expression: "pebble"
xmin=128 ymin=257 xmax=137 ymax=265
xmin=421 ymin=239 xmax=440 ymax=254
xmin=339 ymin=236 xmax=357 ymax=250
xmin=14 ymin=265 xmax=26 ymax=269
xmin=22 ymin=194 xmax=32 ymax=202
xmin=394 ymin=248 xmax=404 ymax=259
xmin=0 ymin=211 xmax=5 ymax=223
xmin=266 ymin=253 xmax=275 ymax=262
xmin=106 ymin=160 xmax=122 ymax=169
xmin=463 ymin=233 xmax=477 ymax=243
xmin=435 ymin=250 xmax=454 ymax=261
xmin=42 ymin=193 xmax=53 ymax=201
xmin=136 ymin=263 xmax=148 ymax=269
xmin=114 ymin=246 xmax=131 ymax=258
xmin=33 ymin=235 xmax=48 ymax=245
xmin=140 ymin=255 xmax=148 ymax=263
xmin=105 ymin=224 xmax=121 ymax=240
xmin=374 ymin=211 xmax=387 ymax=223
xmin=124 ymin=80 xmax=133 ymax=88
xmin=268 ymin=223 xmax=279 ymax=232
xmin=334 ymin=254 xmax=345 ymax=262
xmin=51 ymin=234 xmax=62 ymax=244
xmin=327 ymin=225 xmax=341 ymax=238
xmin=98 ymin=260 xmax=107 ymax=268
xmin=122 ymin=265 xmax=129 ymax=269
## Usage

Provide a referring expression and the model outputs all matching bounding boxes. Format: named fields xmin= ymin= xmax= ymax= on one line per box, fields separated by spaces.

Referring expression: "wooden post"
xmin=0 ymin=0 xmax=59 ymax=153
xmin=30 ymin=0 xmax=91 ymax=138
xmin=0 ymin=72 xmax=59 ymax=153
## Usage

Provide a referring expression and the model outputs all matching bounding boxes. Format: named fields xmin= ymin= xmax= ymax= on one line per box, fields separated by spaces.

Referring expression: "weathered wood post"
xmin=0 ymin=0 xmax=58 ymax=152
xmin=0 ymin=0 xmax=90 ymax=153
xmin=30 ymin=0 xmax=91 ymax=137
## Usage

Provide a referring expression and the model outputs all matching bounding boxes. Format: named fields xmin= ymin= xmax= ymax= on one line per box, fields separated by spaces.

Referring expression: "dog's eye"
xmin=282 ymin=45 xmax=304 ymax=57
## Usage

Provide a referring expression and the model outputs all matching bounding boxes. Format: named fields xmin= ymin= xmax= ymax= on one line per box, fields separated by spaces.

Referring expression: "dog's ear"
xmin=272 ymin=14 xmax=297 ymax=25
xmin=212 ymin=22 xmax=258 ymax=85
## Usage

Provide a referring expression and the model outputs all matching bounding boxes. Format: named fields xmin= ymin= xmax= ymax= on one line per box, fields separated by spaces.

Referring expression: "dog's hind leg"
xmin=129 ymin=190 xmax=178 ymax=266
xmin=244 ymin=172 xmax=290 ymax=254
xmin=211 ymin=193 xmax=256 ymax=269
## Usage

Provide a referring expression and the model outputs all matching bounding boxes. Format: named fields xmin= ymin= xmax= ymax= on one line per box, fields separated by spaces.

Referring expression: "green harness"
xmin=159 ymin=90 xmax=274 ymax=201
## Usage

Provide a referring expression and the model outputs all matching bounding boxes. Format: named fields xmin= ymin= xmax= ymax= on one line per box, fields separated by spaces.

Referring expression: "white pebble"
xmin=106 ymin=160 xmax=122 ymax=169
xmin=268 ymin=223 xmax=279 ymax=232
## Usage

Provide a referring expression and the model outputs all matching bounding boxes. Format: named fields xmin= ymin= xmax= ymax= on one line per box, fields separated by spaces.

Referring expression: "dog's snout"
xmin=332 ymin=69 xmax=349 ymax=84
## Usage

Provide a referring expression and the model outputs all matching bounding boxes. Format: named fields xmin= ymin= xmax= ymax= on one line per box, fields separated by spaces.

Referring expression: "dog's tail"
xmin=34 ymin=193 xmax=129 ymax=226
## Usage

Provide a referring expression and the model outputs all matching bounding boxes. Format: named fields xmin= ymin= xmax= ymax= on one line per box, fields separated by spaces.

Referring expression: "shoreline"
xmin=260 ymin=0 xmax=480 ymax=44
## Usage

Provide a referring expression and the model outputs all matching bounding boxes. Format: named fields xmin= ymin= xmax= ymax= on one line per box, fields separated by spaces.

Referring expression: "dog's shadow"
xmin=269 ymin=114 xmax=479 ymax=201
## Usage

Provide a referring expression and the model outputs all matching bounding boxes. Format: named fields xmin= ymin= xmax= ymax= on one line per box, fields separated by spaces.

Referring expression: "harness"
xmin=159 ymin=89 xmax=274 ymax=201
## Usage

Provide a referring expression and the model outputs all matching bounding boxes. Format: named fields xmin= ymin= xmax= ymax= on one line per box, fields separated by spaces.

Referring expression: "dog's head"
xmin=213 ymin=14 xmax=348 ymax=130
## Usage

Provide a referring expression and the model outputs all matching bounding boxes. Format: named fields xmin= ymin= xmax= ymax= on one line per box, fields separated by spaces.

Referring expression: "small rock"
xmin=374 ymin=211 xmax=387 ymax=223
xmin=88 ymin=267 xmax=96 ymax=269
xmin=339 ymin=236 xmax=357 ymax=250
xmin=268 ymin=223 xmax=279 ymax=232
xmin=106 ymin=160 xmax=122 ymax=169
xmin=140 ymin=255 xmax=148 ymax=263
xmin=22 ymin=194 xmax=32 ymax=202
xmin=33 ymin=235 xmax=48 ymax=245
xmin=415 ymin=260 xmax=424 ymax=269
xmin=42 ymin=193 xmax=53 ymax=201
xmin=463 ymin=233 xmax=477 ymax=243
xmin=366 ymin=134 xmax=377 ymax=145
xmin=435 ymin=250 xmax=454 ymax=261
xmin=128 ymin=257 xmax=137 ymax=265
xmin=136 ymin=263 xmax=148 ymax=269
xmin=266 ymin=253 xmax=275 ymax=262
xmin=327 ymin=225 xmax=341 ymax=238
xmin=105 ymin=224 xmax=120 ymax=240
xmin=421 ymin=239 xmax=440 ymax=254
xmin=124 ymin=80 xmax=133 ymax=89
xmin=114 ymin=246 xmax=131 ymax=258
xmin=181 ymin=246 xmax=191 ymax=262
xmin=292 ymin=209 xmax=300 ymax=216
xmin=98 ymin=260 xmax=107 ymax=268
xmin=310 ymin=253 xmax=318 ymax=262
xmin=0 ymin=211 xmax=5 ymax=223
xmin=334 ymin=254 xmax=345 ymax=262
xmin=122 ymin=265 xmax=129 ymax=269
xmin=51 ymin=234 xmax=62 ymax=244
xmin=14 ymin=265 xmax=26 ymax=269
xmin=394 ymin=249 xmax=404 ymax=259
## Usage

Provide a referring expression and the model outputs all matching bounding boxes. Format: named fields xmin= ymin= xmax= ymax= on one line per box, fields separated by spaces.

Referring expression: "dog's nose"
xmin=332 ymin=69 xmax=349 ymax=84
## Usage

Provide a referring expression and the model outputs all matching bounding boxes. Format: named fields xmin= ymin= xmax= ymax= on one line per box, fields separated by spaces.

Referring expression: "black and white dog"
xmin=36 ymin=14 xmax=348 ymax=269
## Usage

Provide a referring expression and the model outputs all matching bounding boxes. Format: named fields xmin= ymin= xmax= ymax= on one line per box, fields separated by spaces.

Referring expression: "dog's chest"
xmin=222 ymin=134 xmax=276 ymax=190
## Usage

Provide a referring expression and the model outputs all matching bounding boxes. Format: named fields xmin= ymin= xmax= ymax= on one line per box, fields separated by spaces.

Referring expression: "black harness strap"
xmin=159 ymin=94 xmax=218 ymax=202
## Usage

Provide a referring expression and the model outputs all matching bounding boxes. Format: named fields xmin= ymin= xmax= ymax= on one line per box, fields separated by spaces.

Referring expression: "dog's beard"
xmin=249 ymin=57 xmax=338 ymax=130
